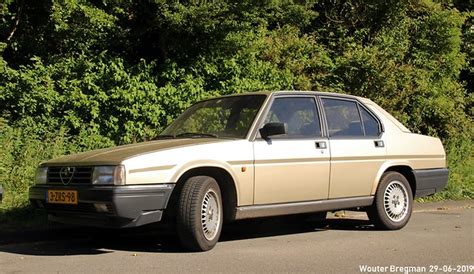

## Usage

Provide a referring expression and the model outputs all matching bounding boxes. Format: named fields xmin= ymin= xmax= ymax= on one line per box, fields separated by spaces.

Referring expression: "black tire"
xmin=177 ymin=176 xmax=223 ymax=251
xmin=367 ymin=171 xmax=413 ymax=230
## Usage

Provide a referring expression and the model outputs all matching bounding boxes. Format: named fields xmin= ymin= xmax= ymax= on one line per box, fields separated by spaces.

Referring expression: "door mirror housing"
xmin=259 ymin=122 xmax=287 ymax=139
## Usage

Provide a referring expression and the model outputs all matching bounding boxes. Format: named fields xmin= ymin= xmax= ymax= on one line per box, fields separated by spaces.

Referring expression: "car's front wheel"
xmin=177 ymin=176 xmax=223 ymax=251
xmin=367 ymin=171 xmax=413 ymax=230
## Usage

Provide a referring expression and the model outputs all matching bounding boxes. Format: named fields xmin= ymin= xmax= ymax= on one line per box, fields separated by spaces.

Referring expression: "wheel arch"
xmin=372 ymin=163 xmax=417 ymax=198
xmin=169 ymin=165 xmax=239 ymax=223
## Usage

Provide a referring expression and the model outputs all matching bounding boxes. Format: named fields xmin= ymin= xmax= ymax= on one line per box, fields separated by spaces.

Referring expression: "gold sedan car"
xmin=30 ymin=91 xmax=448 ymax=251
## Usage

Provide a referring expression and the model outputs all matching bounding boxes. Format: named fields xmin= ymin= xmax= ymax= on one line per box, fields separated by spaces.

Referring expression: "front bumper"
xmin=29 ymin=184 xmax=175 ymax=228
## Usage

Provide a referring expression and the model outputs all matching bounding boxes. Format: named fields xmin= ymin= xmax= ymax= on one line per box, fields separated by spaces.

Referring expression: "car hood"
xmin=42 ymin=138 xmax=228 ymax=166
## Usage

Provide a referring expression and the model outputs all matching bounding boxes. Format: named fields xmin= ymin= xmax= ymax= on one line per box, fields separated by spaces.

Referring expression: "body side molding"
xmin=235 ymin=196 xmax=374 ymax=220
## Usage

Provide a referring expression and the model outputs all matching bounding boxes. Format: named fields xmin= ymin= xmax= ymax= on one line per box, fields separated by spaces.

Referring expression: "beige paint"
xmin=253 ymin=138 xmax=330 ymax=204
xmin=40 ymin=91 xmax=447 ymax=207
xmin=43 ymin=139 xmax=224 ymax=166
xmin=364 ymin=100 xmax=446 ymax=195
xmin=122 ymin=140 xmax=256 ymax=206
xmin=328 ymin=138 xmax=386 ymax=198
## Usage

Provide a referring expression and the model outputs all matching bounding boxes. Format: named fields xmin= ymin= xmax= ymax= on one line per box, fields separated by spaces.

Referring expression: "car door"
xmin=321 ymin=97 xmax=386 ymax=198
xmin=253 ymin=96 xmax=330 ymax=205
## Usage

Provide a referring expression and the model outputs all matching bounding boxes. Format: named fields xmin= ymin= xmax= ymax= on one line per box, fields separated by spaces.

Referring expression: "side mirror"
xmin=259 ymin=122 xmax=287 ymax=139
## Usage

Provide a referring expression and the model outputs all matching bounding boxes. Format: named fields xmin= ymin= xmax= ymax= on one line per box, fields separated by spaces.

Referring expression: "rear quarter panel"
xmin=364 ymin=101 xmax=446 ymax=195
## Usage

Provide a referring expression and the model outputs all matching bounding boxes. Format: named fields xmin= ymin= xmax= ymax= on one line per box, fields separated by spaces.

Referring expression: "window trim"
xmin=319 ymin=96 xmax=384 ymax=140
xmin=356 ymin=103 xmax=367 ymax=136
xmin=252 ymin=94 xmax=326 ymax=141
xmin=358 ymin=103 xmax=382 ymax=137
xmin=245 ymin=94 xmax=272 ymax=140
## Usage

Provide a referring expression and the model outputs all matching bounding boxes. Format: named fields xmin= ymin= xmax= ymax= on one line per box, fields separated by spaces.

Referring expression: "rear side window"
xmin=322 ymin=98 xmax=380 ymax=137
xmin=360 ymin=107 xmax=380 ymax=136
xmin=322 ymin=99 xmax=363 ymax=137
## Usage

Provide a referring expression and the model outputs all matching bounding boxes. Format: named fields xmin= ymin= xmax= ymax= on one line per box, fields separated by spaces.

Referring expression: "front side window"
xmin=322 ymin=98 xmax=381 ymax=137
xmin=161 ymin=95 xmax=266 ymax=139
xmin=263 ymin=97 xmax=321 ymax=138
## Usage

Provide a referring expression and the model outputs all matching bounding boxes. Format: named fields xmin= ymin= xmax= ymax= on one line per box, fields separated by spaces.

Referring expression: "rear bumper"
xmin=29 ymin=184 xmax=175 ymax=228
xmin=413 ymin=168 xmax=449 ymax=198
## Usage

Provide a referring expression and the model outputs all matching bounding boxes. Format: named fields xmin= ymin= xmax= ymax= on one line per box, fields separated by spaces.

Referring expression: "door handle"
xmin=374 ymin=140 xmax=384 ymax=147
xmin=315 ymin=141 xmax=327 ymax=149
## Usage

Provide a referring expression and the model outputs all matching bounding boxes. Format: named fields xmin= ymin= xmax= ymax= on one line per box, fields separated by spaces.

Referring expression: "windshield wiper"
xmin=175 ymin=132 xmax=219 ymax=138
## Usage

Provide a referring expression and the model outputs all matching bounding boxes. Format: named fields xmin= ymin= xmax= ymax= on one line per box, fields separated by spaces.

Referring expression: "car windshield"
xmin=160 ymin=95 xmax=267 ymax=139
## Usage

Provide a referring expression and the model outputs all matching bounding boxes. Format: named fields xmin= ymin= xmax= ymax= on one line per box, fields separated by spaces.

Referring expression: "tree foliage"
xmin=0 ymin=0 xmax=472 ymax=206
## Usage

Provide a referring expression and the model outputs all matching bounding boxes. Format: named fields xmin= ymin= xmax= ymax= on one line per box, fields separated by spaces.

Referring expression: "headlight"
xmin=92 ymin=166 xmax=126 ymax=185
xmin=35 ymin=167 xmax=48 ymax=184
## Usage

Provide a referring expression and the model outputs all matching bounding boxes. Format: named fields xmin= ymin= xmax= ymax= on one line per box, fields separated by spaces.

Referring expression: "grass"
xmin=0 ymin=122 xmax=113 ymax=232
xmin=417 ymin=153 xmax=474 ymax=202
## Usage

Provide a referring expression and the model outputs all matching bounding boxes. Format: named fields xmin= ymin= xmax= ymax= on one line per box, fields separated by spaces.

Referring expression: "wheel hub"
xmin=383 ymin=181 xmax=409 ymax=222
xmin=201 ymin=189 xmax=221 ymax=240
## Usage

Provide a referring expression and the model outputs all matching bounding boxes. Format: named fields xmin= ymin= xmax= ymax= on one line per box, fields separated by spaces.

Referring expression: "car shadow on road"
xmin=0 ymin=214 xmax=374 ymax=256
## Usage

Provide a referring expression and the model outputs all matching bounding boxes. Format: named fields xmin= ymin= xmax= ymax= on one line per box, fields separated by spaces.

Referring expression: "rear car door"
xmin=253 ymin=95 xmax=330 ymax=204
xmin=321 ymin=97 xmax=386 ymax=198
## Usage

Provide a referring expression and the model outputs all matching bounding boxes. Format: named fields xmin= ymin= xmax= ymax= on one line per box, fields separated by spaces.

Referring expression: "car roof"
xmin=221 ymin=90 xmax=368 ymax=102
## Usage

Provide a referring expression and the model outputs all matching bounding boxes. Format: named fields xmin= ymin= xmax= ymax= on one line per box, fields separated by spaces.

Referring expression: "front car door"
xmin=253 ymin=95 xmax=330 ymax=204
xmin=321 ymin=96 xmax=386 ymax=198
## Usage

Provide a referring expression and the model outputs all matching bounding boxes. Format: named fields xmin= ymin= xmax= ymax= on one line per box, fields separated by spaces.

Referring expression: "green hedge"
xmin=0 ymin=0 xmax=472 ymax=213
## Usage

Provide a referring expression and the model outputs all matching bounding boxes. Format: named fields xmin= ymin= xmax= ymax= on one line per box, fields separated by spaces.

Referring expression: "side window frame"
xmin=318 ymin=96 xmax=384 ymax=139
xmin=255 ymin=95 xmax=326 ymax=140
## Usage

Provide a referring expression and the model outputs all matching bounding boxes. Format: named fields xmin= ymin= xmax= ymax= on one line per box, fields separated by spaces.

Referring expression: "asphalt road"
xmin=0 ymin=201 xmax=472 ymax=273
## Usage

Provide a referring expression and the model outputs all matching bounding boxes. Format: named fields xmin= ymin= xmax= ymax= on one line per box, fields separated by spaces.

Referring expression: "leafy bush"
xmin=0 ymin=119 xmax=114 ymax=210
xmin=0 ymin=55 xmax=212 ymax=144
xmin=0 ymin=0 xmax=472 ymax=216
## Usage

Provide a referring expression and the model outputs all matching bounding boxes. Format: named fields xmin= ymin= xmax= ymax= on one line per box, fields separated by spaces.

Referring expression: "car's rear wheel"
xmin=367 ymin=171 xmax=413 ymax=230
xmin=177 ymin=176 xmax=223 ymax=251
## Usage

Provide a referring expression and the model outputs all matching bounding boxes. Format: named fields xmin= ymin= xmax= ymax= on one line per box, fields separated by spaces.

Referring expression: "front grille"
xmin=47 ymin=166 xmax=93 ymax=185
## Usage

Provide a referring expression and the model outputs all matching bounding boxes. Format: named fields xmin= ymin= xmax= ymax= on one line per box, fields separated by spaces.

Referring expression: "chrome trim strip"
xmin=329 ymin=154 xmax=445 ymax=162
xmin=386 ymin=155 xmax=445 ymax=159
xmin=235 ymin=196 xmax=374 ymax=220
xmin=227 ymin=160 xmax=253 ymax=165
xmin=128 ymin=165 xmax=176 ymax=174
xmin=117 ymin=183 xmax=175 ymax=190
xmin=254 ymin=157 xmax=330 ymax=165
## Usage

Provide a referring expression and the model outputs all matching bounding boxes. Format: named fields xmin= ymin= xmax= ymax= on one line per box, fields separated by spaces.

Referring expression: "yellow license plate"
xmin=47 ymin=190 xmax=78 ymax=205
